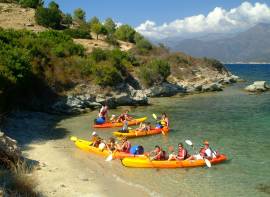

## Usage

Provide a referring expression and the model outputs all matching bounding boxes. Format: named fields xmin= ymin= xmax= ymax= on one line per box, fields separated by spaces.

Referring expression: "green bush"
xmin=19 ymin=0 xmax=43 ymax=8
xmin=91 ymin=61 xmax=122 ymax=86
xmin=62 ymin=13 xmax=73 ymax=27
xmin=114 ymin=24 xmax=136 ymax=43
xmin=139 ymin=59 xmax=171 ymax=86
xmin=105 ymin=34 xmax=119 ymax=46
xmin=63 ymin=28 xmax=91 ymax=39
xmin=35 ymin=6 xmax=62 ymax=29
xmin=136 ymin=38 xmax=152 ymax=53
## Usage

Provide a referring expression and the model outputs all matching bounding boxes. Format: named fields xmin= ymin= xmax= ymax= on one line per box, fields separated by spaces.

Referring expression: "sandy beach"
xmin=3 ymin=111 xmax=153 ymax=197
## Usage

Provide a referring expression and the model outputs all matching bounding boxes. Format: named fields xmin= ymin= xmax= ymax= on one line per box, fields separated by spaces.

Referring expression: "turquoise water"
xmin=61 ymin=64 xmax=270 ymax=197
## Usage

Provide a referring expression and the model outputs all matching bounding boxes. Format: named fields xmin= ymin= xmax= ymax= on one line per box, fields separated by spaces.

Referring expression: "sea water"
xmin=59 ymin=64 xmax=270 ymax=197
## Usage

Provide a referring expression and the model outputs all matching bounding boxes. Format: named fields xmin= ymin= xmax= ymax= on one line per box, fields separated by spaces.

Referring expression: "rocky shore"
xmin=51 ymin=74 xmax=239 ymax=114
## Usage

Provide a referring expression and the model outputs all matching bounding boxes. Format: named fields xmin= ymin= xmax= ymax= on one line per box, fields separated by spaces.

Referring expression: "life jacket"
xmin=160 ymin=120 xmax=167 ymax=126
xmin=178 ymin=148 xmax=188 ymax=159
xmin=200 ymin=148 xmax=207 ymax=157
xmin=156 ymin=150 xmax=166 ymax=160
xmin=122 ymin=141 xmax=131 ymax=153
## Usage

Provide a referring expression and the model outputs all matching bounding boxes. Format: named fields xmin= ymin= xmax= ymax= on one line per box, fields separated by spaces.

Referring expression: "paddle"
xmin=105 ymin=151 xmax=114 ymax=161
xmin=152 ymin=113 xmax=165 ymax=135
xmin=70 ymin=136 xmax=77 ymax=142
xmin=185 ymin=139 xmax=211 ymax=168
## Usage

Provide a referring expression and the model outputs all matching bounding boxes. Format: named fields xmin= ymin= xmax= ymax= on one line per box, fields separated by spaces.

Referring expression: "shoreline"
xmin=3 ymin=111 xmax=154 ymax=197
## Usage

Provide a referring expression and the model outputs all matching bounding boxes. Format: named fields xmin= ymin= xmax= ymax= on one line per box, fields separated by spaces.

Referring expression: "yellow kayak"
xmin=113 ymin=127 xmax=169 ymax=138
xmin=121 ymin=154 xmax=227 ymax=168
xmin=70 ymin=136 xmax=145 ymax=159
xmin=93 ymin=117 xmax=147 ymax=128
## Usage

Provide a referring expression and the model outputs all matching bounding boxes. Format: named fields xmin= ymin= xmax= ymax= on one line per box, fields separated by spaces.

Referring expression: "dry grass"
xmin=0 ymin=161 xmax=41 ymax=196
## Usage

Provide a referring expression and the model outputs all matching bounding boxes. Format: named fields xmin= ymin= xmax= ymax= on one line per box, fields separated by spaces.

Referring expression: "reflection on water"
xmin=59 ymin=64 xmax=270 ymax=197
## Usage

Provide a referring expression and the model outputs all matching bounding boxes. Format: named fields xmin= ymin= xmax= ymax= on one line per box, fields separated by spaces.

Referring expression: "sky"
xmin=44 ymin=0 xmax=270 ymax=39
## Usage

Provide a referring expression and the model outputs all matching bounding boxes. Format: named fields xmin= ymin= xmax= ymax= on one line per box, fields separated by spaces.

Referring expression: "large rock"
xmin=245 ymin=81 xmax=270 ymax=92
xmin=144 ymin=82 xmax=185 ymax=97
xmin=0 ymin=131 xmax=23 ymax=170
xmin=201 ymin=83 xmax=223 ymax=92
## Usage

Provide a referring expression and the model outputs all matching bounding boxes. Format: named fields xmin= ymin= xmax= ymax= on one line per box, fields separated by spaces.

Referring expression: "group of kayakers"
xmin=93 ymin=104 xmax=218 ymax=162
xmin=90 ymin=131 xmax=132 ymax=153
xmin=148 ymin=140 xmax=219 ymax=161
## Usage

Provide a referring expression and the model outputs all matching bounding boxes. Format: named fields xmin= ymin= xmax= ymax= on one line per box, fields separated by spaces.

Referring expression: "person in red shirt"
xmin=149 ymin=145 xmax=166 ymax=160
xmin=168 ymin=143 xmax=189 ymax=160
xmin=117 ymin=137 xmax=131 ymax=153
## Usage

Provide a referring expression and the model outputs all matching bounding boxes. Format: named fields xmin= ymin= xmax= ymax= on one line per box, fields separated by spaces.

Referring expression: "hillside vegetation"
xmin=0 ymin=1 xmax=230 ymax=113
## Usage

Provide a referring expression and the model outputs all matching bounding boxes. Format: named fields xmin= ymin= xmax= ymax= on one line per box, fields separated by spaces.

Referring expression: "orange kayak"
xmin=71 ymin=137 xmax=145 ymax=159
xmin=121 ymin=154 xmax=227 ymax=168
xmin=93 ymin=117 xmax=147 ymax=128
xmin=113 ymin=127 xmax=169 ymax=138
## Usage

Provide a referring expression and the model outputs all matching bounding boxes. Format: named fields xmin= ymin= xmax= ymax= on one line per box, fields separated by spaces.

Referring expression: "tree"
xmin=89 ymin=16 xmax=99 ymax=26
xmin=35 ymin=6 xmax=62 ymax=29
xmin=62 ymin=13 xmax=73 ymax=27
xmin=91 ymin=20 xmax=106 ymax=40
xmin=73 ymin=8 xmax=86 ymax=22
xmin=48 ymin=1 xmax=59 ymax=10
xmin=104 ymin=18 xmax=116 ymax=35
xmin=114 ymin=24 xmax=136 ymax=43
xmin=19 ymin=0 xmax=43 ymax=8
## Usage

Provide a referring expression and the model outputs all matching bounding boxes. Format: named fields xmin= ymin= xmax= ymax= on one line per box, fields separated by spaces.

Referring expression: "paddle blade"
xmin=70 ymin=136 xmax=77 ymax=142
xmin=204 ymin=159 xmax=212 ymax=168
xmin=105 ymin=154 xmax=113 ymax=162
xmin=152 ymin=113 xmax=157 ymax=120
xmin=185 ymin=139 xmax=193 ymax=146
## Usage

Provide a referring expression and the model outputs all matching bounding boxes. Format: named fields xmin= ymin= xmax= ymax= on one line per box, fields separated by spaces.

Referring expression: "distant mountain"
xmin=165 ymin=23 xmax=270 ymax=63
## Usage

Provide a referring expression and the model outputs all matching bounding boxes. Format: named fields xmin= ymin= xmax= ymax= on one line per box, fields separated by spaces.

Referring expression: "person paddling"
xmin=199 ymin=141 xmax=217 ymax=159
xmin=117 ymin=110 xmax=132 ymax=123
xmin=149 ymin=145 xmax=166 ymax=160
xmin=117 ymin=137 xmax=131 ymax=153
xmin=168 ymin=143 xmax=189 ymax=161
xmin=156 ymin=113 xmax=169 ymax=128
xmin=90 ymin=131 xmax=102 ymax=148
xmin=187 ymin=140 xmax=217 ymax=160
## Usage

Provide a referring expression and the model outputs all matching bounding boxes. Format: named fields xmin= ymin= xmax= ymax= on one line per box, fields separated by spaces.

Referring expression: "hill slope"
xmin=167 ymin=23 xmax=270 ymax=63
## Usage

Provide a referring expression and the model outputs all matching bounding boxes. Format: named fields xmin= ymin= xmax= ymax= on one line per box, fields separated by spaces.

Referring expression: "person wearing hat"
xmin=199 ymin=140 xmax=217 ymax=159
xmin=187 ymin=140 xmax=217 ymax=160
xmin=117 ymin=137 xmax=131 ymax=153
xmin=90 ymin=131 xmax=102 ymax=148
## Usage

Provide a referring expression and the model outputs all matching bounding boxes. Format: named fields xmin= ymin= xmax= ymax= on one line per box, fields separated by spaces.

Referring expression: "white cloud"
xmin=136 ymin=2 xmax=270 ymax=39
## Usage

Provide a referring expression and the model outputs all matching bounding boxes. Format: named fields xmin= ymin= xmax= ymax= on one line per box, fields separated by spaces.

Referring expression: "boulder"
xmin=0 ymin=131 xmax=23 ymax=170
xmin=144 ymin=82 xmax=185 ymax=97
xmin=245 ymin=81 xmax=270 ymax=92
xmin=201 ymin=83 xmax=223 ymax=92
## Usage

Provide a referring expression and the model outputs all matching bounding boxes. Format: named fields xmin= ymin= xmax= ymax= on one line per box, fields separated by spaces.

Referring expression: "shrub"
xmin=91 ymin=61 xmax=122 ymax=86
xmin=139 ymin=59 xmax=171 ymax=86
xmin=105 ymin=34 xmax=119 ymax=46
xmin=19 ymin=0 xmax=43 ymax=8
xmin=62 ymin=13 xmax=73 ymax=27
xmin=35 ymin=6 xmax=62 ymax=29
xmin=90 ymin=48 xmax=107 ymax=62
xmin=114 ymin=24 xmax=136 ymax=43
xmin=63 ymin=28 xmax=91 ymax=39
xmin=136 ymin=38 xmax=153 ymax=53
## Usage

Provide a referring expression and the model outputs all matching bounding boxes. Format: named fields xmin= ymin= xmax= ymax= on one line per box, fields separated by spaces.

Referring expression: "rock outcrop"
xmin=245 ymin=81 xmax=270 ymax=92
xmin=0 ymin=131 xmax=23 ymax=170
xmin=51 ymin=84 xmax=148 ymax=114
